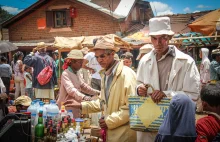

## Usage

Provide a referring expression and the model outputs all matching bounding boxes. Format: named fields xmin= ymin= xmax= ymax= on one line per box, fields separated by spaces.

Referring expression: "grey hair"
xmin=105 ymin=49 xmax=114 ymax=54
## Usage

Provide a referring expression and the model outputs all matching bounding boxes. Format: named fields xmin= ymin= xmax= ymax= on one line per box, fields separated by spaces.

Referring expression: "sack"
xmin=37 ymin=56 xmax=53 ymax=85
xmin=128 ymin=84 xmax=171 ymax=132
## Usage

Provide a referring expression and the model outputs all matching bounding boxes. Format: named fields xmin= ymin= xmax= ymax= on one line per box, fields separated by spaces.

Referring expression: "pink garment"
xmin=14 ymin=60 xmax=24 ymax=80
xmin=57 ymin=69 xmax=99 ymax=118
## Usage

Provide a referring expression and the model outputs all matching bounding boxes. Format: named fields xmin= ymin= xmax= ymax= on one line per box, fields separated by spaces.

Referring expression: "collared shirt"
xmin=156 ymin=46 xmax=176 ymax=91
xmin=104 ymin=60 xmax=119 ymax=103
xmin=0 ymin=63 xmax=12 ymax=78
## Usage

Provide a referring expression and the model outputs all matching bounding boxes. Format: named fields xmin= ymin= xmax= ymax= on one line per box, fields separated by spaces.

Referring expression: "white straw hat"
xmin=149 ymin=17 xmax=174 ymax=36
xmin=66 ymin=50 xmax=84 ymax=59
xmin=136 ymin=44 xmax=153 ymax=60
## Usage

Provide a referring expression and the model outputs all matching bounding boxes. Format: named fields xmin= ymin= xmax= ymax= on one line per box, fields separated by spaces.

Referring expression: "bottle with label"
xmin=35 ymin=111 xmax=44 ymax=142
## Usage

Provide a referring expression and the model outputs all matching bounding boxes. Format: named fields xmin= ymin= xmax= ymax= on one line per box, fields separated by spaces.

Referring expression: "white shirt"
xmin=84 ymin=52 xmax=102 ymax=80
xmin=24 ymin=72 xmax=32 ymax=88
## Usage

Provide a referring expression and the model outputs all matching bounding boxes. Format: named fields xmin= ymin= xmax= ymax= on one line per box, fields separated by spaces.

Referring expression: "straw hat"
xmin=136 ymin=44 xmax=153 ymax=60
xmin=212 ymin=49 xmax=220 ymax=55
xmin=14 ymin=95 xmax=31 ymax=106
xmin=35 ymin=42 xmax=48 ymax=50
xmin=149 ymin=17 xmax=175 ymax=36
xmin=66 ymin=49 xmax=84 ymax=60
xmin=91 ymin=35 xmax=120 ymax=52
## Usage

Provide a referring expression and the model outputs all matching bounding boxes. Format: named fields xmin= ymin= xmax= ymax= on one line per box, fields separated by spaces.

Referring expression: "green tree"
xmin=0 ymin=6 xmax=14 ymax=24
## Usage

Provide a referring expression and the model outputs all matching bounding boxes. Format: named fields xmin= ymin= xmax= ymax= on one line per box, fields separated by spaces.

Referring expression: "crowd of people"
xmin=0 ymin=17 xmax=219 ymax=142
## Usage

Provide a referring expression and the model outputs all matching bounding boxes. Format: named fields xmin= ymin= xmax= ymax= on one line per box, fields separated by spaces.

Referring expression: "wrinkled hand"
xmin=63 ymin=100 xmax=82 ymax=109
xmin=99 ymin=118 xmax=108 ymax=129
xmin=137 ymin=84 xmax=148 ymax=97
xmin=83 ymin=96 xmax=92 ymax=101
xmin=150 ymin=90 xmax=166 ymax=104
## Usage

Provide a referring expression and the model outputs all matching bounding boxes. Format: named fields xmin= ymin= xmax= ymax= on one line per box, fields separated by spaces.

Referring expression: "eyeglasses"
xmin=151 ymin=35 xmax=170 ymax=42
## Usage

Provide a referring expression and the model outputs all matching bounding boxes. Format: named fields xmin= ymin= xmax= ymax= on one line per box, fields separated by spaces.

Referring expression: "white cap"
xmin=136 ymin=44 xmax=153 ymax=60
xmin=149 ymin=17 xmax=174 ymax=36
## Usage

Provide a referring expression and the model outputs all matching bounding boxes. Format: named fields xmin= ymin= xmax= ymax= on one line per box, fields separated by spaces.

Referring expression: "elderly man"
xmin=136 ymin=17 xmax=200 ymax=142
xmin=64 ymin=35 xmax=137 ymax=142
xmin=57 ymin=50 xmax=100 ymax=118
xmin=24 ymin=42 xmax=57 ymax=100
xmin=210 ymin=49 xmax=220 ymax=83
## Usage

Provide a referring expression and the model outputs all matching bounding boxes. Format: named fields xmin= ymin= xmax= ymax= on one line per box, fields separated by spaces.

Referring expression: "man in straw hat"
xmin=210 ymin=49 xmax=220 ymax=83
xmin=14 ymin=95 xmax=31 ymax=113
xmin=64 ymin=34 xmax=137 ymax=142
xmin=136 ymin=17 xmax=200 ymax=141
xmin=136 ymin=44 xmax=153 ymax=60
xmin=57 ymin=50 xmax=100 ymax=118
xmin=24 ymin=42 xmax=57 ymax=100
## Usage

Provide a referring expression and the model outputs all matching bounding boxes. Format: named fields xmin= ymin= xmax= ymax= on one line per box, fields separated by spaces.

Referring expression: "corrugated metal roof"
xmin=114 ymin=0 xmax=135 ymax=17
xmin=77 ymin=0 xmax=125 ymax=19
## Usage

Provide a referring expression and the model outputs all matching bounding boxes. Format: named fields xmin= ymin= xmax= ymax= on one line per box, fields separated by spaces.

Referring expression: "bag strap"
xmin=38 ymin=55 xmax=52 ymax=67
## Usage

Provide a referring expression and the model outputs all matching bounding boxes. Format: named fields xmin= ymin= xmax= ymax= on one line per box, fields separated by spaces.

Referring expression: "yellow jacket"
xmin=82 ymin=61 xmax=137 ymax=142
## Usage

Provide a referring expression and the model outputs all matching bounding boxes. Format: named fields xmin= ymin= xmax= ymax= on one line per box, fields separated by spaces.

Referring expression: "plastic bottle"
xmin=67 ymin=110 xmax=73 ymax=119
xmin=60 ymin=102 xmax=67 ymax=119
xmin=35 ymin=99 xmax=40 ymax=107
xmin=27 ymin=101 xmax=37 ymax=135
xmin=47 ymin=100 xmax=59 ymax=120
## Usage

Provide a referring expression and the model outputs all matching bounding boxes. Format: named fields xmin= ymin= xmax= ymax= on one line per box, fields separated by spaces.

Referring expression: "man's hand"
xmin=137 ymin=84 xmax=148 ymax=97
xmin=64 ymin=100 xmax=82 ymax=109
xmin=150 ymin=90 xmax=166 ymax=104
xmin=99 ymin=118 xmax=108 ymax=129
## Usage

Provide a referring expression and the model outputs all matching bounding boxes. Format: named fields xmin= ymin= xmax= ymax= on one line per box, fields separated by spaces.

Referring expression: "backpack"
xmin=37 ymin=56 xmax=53 ymax=85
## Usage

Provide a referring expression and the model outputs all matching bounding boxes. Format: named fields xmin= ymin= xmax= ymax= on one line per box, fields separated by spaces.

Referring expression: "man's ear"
xmin=202 ymin=101 xmax=209 ymax=111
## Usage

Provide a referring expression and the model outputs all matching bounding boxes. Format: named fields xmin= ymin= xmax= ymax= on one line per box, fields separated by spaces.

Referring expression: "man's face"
xmin=70 ymin=59 xmax=84 ymax=71
xmin=53 ymin=54 xmax=58 ymax=60
xmin=199 ymin=50 xmax=202 ymax=59
xmin=94 ymin=49 xmax=114 ymax=69
xmin=123 ymin=58 xmax=132 ymax=67
xmin=151 ymin=35 xmax=170 ymax=55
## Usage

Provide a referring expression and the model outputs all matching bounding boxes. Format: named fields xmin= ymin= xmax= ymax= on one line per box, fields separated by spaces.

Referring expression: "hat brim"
xmin=149 ymin=30 xmax=175 ymax=36
xmin=65 ymin=56 xmax=84 ymax=60
xmin=90 ymin=47 xmax=120 ymax=52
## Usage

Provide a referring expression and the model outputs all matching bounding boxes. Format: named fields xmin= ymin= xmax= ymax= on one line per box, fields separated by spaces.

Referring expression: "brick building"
xmin=1 ymin=0 xmax=154 ymax=51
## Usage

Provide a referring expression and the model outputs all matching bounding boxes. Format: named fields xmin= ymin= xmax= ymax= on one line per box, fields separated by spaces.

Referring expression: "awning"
xmin=188 ymin=9 xmax=220 ymax=36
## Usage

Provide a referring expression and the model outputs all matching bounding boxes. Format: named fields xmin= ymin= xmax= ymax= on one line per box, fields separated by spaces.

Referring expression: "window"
xmin=46 ymin=9 xmax=72 ymax=28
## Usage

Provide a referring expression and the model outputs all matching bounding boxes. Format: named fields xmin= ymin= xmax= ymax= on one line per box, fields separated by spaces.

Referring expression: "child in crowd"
xmin=196 ymin=83 xmax=220 ymax=142
xmin=24 ymin=66 xmax=34 ymax=100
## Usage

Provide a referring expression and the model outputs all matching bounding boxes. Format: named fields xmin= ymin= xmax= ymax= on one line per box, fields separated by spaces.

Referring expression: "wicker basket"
xmin=128 ymin=84 xmax=171 ymax=132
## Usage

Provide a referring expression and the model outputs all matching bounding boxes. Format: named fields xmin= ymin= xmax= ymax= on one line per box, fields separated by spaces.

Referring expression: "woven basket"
xmin=128 ymin=84 xmax=171 ymax=132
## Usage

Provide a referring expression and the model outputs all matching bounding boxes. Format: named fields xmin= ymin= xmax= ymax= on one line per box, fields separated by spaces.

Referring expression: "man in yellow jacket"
xmin=64 ymin=34 xmax=137 ymax=142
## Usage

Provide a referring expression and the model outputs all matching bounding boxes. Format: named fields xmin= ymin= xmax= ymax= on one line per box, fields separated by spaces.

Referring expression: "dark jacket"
xmin=23 ymin=53 xmax=57 ymax=89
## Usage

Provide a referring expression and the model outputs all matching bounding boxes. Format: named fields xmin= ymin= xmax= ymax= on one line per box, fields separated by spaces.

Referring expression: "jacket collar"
xmin=145 ymin=45 xmax=189 ymax=62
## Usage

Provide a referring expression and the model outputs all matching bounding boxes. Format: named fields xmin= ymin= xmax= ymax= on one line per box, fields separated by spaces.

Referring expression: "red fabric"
xmin=196 ymin=114 xmax=220 ymax=142
xmin=62 ymin=59 xmax=71 ymax=70
xmin=37 ymin=66 xmax=53 ymax=85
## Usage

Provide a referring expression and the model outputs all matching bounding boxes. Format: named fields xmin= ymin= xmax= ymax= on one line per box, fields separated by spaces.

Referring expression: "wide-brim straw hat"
xmin=212 ymin=49 xmax=220 ymax=55
xmin=14 ymin=95 xmax=31 ymax=106
xmin=136 ymin=44 xmax=153 ymax=60
xmin=65 ymin=49 xmax=84 ymax=60
xmin=149 ymin=17 xmax=175 ymax=36
xmin=35 ymin=42 xmax=48 ymax=50
xmin=90 ymin=34 xmax=120 ymax=52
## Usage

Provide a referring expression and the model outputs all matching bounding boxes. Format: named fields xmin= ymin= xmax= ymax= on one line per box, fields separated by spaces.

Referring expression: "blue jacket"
xmin=23 ymin=53 xmax=57 ymax=89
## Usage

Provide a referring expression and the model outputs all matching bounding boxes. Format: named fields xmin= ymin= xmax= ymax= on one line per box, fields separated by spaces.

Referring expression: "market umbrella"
xmin=0 ymin=41 xmax=18 ymax=53
xmin=188 ymin=9 xmax=220 ymax=36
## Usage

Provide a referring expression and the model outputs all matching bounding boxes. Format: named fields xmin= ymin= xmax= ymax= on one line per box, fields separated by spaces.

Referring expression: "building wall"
xmin=8 ymin=0 xmax=121 ymax=41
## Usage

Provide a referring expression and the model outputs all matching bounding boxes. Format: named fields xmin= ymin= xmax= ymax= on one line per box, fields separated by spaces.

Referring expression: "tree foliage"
xmin=0 ymin=7 xmax=14 ymax=24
